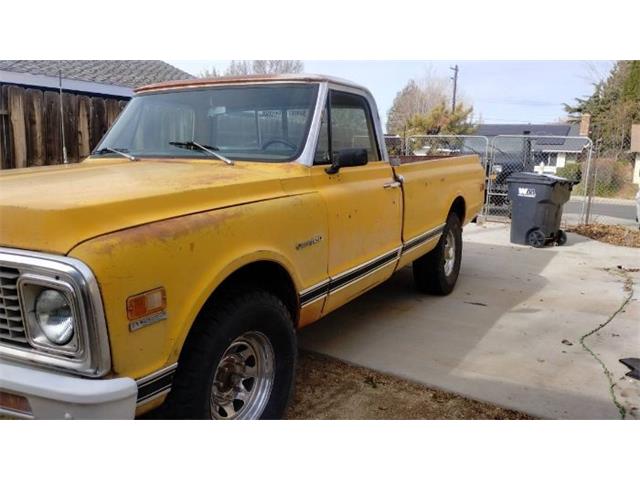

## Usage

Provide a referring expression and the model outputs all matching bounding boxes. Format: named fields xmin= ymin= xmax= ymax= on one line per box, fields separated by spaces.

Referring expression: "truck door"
xmin=310 ymin=89 xmax=403 ymax=315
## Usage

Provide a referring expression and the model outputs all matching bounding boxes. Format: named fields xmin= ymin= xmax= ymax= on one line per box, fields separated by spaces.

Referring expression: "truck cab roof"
xmin=135 ymin=73 xmax=371 ymax=96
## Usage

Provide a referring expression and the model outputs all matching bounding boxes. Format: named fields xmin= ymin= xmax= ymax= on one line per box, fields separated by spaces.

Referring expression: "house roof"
xmin=477 ymin=123 xmax=588 ymax=153
xmin=0 ymin=60 xmax=193 ymax=89
xmin=476 ymin=123 xmax=575 ymax=137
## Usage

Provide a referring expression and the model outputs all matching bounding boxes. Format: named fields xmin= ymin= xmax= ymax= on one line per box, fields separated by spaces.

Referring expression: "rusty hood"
xmin=0 ymin=158 xmax=304 ymax=254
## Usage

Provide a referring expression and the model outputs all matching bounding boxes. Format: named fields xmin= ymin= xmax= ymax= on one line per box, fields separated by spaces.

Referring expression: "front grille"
xmin=0 ymin=266 xmax=28 ymax=346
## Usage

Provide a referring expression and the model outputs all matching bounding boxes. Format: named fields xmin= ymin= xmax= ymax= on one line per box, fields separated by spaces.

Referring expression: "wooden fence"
xmin=0 ymin=84 xmax=127 ymax=170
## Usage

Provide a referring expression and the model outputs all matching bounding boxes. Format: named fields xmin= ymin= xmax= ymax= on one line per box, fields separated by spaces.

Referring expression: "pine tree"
xmin=565 ymin=61 xmax=640 ymax=156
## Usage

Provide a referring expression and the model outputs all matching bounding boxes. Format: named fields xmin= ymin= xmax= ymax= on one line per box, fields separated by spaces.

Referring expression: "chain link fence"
xmin=486 ymin=135 xmax=592 ymax=225
xmin=385 ymin=133 xmax=639 ymax=227
xmin=582 ymin=134 xmax=639 ymax=227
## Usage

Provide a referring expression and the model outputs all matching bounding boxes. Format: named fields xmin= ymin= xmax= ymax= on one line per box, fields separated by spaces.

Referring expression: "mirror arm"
xmin=325 ymin=162 xmax=340 ymax=175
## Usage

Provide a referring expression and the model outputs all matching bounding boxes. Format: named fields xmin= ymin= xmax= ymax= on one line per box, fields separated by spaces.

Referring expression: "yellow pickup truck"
xmin=0 ymin=74 xmax=484 ymax=419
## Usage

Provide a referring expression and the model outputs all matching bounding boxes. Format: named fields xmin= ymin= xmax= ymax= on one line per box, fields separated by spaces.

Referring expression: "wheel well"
xmin=450 ymin=196 xmax=466 ymax=223
xmin=207 ymin=261 xmax=299 ymax=326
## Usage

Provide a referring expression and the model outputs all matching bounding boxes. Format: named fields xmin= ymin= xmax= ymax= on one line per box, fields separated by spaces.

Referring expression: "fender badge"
xmin=296 ymin=235 xmax=323 ymax=250
xmin=129 ymin=311 xmax=168 ymax=332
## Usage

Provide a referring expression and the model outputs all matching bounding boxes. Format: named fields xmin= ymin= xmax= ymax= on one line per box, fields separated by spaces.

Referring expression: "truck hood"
xmin=0 ymin=158 xmax=303 ymax=254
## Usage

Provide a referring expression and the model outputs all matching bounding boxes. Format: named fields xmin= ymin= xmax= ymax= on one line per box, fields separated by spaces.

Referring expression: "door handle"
xmin=384 ymin=181 xmax=402 ymax=189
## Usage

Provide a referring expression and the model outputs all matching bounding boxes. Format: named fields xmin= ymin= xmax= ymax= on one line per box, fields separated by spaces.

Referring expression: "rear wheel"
xmin=413 ymin=213 xmax=463 ymax=295
xmin=556 ymin=229 xmax=567 ymax=246
xmin=164 ymin=289 xmax=296 ymax=420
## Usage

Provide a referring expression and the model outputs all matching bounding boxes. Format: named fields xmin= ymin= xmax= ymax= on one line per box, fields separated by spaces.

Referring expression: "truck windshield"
xmin=94 ymin=84 xmax=319 ymax=163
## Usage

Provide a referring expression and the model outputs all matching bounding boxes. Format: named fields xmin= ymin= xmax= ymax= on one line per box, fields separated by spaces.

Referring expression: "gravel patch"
xmin=286 ymin=351 xmax=532 ymax=420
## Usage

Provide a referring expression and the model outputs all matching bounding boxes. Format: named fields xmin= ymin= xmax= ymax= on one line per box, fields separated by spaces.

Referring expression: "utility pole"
xmin=450 ymin=64 xmax=459 ymax=112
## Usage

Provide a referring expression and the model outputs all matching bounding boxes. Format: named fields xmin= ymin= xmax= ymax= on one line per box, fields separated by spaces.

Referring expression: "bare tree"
xmin=225 ymin=60 xmax=254 ymax=76
xmin=387 ymin=69 xmax=452 ymax=135
xmin=198 ymin=66 xmax=220 ymax=78
xmin=198 ymin=60 xmax=305 ymax=78
xmin=252 ymin=60 xmax=304 ymax=75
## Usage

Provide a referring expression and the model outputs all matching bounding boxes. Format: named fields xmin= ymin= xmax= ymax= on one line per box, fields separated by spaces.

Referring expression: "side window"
xmin=313 ymin=90 xmax=380 ymax=166
xmin=330 ymin=91 xmax=379 ymax=163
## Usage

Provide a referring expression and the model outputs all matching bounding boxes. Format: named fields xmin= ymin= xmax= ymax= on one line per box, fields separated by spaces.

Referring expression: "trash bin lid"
xmin=506 ymin=171 xmax=573 ymax=186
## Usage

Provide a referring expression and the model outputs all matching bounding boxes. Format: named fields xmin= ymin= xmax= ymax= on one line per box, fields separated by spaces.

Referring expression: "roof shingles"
xmin=0 ymin=60 xmax=193 ymax=88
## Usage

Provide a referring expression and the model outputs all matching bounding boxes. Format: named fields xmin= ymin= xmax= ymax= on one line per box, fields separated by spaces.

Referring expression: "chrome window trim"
xmin=295 ymin=82 xmax=328 ymax=167
xmin=0 ymin=247 xmax=110 ymax=378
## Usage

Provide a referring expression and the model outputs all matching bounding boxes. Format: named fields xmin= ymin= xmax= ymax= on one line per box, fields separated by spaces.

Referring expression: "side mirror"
xmin=325 ymin=148 xmax=368 ymax=174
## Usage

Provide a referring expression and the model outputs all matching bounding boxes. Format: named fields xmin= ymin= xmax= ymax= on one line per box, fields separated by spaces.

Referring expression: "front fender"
xmin=68 ymin=194 xmax=328 ymax=381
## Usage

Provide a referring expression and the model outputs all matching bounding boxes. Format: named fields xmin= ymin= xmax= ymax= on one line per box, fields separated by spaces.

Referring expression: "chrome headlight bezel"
xmin=19 ymin=274 xmax=82 ymax=355
xmin=0 ymin=248 xmax=111 ymax=378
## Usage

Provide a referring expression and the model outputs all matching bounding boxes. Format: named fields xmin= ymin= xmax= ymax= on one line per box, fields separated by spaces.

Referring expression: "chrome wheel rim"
xmin=443 ymin=230 xmax=456 ymax=277
xmin=210 ymin=331 xmax=274 ymax=420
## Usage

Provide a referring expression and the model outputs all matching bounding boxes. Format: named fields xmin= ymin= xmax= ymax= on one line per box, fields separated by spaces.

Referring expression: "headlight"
xmin=35 ymin=289 xmax=74 ymax=345
xmin=492 ymin=164 xmax=503 ymax=173
xmin=18 ymin=276 xmax=80 ymax=354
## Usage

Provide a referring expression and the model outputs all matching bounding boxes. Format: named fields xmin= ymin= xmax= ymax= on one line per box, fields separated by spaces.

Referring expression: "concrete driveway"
xmin=299 ymin=223 xmax=640 ymax=419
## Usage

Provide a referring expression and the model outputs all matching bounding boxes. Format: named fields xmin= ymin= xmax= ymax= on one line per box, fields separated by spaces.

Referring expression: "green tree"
xmin=405 ymin=102 xmax=475 ymax=136
xmin=565 ymin=60 xmax=640 ymax=156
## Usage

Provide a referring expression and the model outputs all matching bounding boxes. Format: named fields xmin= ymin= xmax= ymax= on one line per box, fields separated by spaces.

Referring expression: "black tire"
xmin=526 ymin=229 xmax=546 ymax=248
xmin=164 ymin=289 xmax=296 ymax=420
xmin=413 ymin=213 xmax=463 ymax=295
xmin=556 ymin=229 xmax=567 ymax=246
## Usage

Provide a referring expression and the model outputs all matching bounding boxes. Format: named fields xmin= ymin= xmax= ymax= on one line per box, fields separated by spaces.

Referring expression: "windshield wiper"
xmin=169 ymin=141 xmax=234 ymax=165
xmin=93 ymin=147 xmax=137 ymax=161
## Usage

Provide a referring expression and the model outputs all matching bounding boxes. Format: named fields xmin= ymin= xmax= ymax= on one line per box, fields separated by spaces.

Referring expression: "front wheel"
xmin=164 ymin=289 xmax=296 ymax=419
xmin=413 ymin=213 xmax=463 ymax=295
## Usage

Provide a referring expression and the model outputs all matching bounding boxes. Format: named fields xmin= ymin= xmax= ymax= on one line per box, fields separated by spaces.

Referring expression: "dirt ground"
xmin=286 ymin=351 xmax=532 ymax=420
xmin=568 ymin=224 xmax=640 ymax=248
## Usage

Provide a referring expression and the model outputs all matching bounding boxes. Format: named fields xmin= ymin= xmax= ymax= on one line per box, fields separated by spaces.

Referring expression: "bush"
xmin=592 ymin=157 xmax=630 ymax=197
xmin=556 ymin=163 xmax=582 ymax=183
xmin=556 ymin=163 xmax=585 ymax=195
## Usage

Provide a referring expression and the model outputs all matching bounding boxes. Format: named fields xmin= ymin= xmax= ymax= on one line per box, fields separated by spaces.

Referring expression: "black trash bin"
xmin=506 ymin=172 xmax=574 ymax=248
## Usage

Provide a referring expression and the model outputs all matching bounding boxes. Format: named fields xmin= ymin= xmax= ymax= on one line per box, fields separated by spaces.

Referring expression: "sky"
xmin=168 ymin=60 xmax=613 ymax=130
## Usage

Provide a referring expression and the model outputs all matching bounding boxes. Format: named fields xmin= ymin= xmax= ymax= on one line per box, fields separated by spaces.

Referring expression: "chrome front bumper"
xmin=0 ymin=358 xmax=137 ymax=419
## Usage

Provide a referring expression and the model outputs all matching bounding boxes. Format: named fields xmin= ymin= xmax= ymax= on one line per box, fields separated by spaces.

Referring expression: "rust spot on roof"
xmin=135 ymin=73 xmax=367 ymax=94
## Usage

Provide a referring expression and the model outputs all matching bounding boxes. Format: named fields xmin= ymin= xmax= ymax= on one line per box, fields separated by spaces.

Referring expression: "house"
xmin=475 ymin=123 xmax=590 ymax=174
xmin=632 ymin=124 xmax=640 ymax=185
xmin=0 ymin=60 xmax=193 ymax=169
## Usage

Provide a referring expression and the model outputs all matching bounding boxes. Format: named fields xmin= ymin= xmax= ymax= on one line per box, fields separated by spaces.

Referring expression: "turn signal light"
xmin=0 ymin=391 xmax=33 ymax=418
xmin=127 ymin=287 xmax=166 ymax=320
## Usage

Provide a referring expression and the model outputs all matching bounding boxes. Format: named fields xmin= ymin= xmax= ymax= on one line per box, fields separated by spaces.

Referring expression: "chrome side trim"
xmin=299 ymin=247 xmax=401 ymax=307
xmin=299 ymin=279 xmax=330 ymax=307
xmin=401 ymin=224 xmax=445 ymax=256
xmin=0 ymin=247 xmax=110 ymax=378
xmin=298 ymin=225 xmax=446 ymax=307
xmin=136 ymin=363 xmax=178 ymax=405
xmin=328 ymin=249 xmax=400 ymax=296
